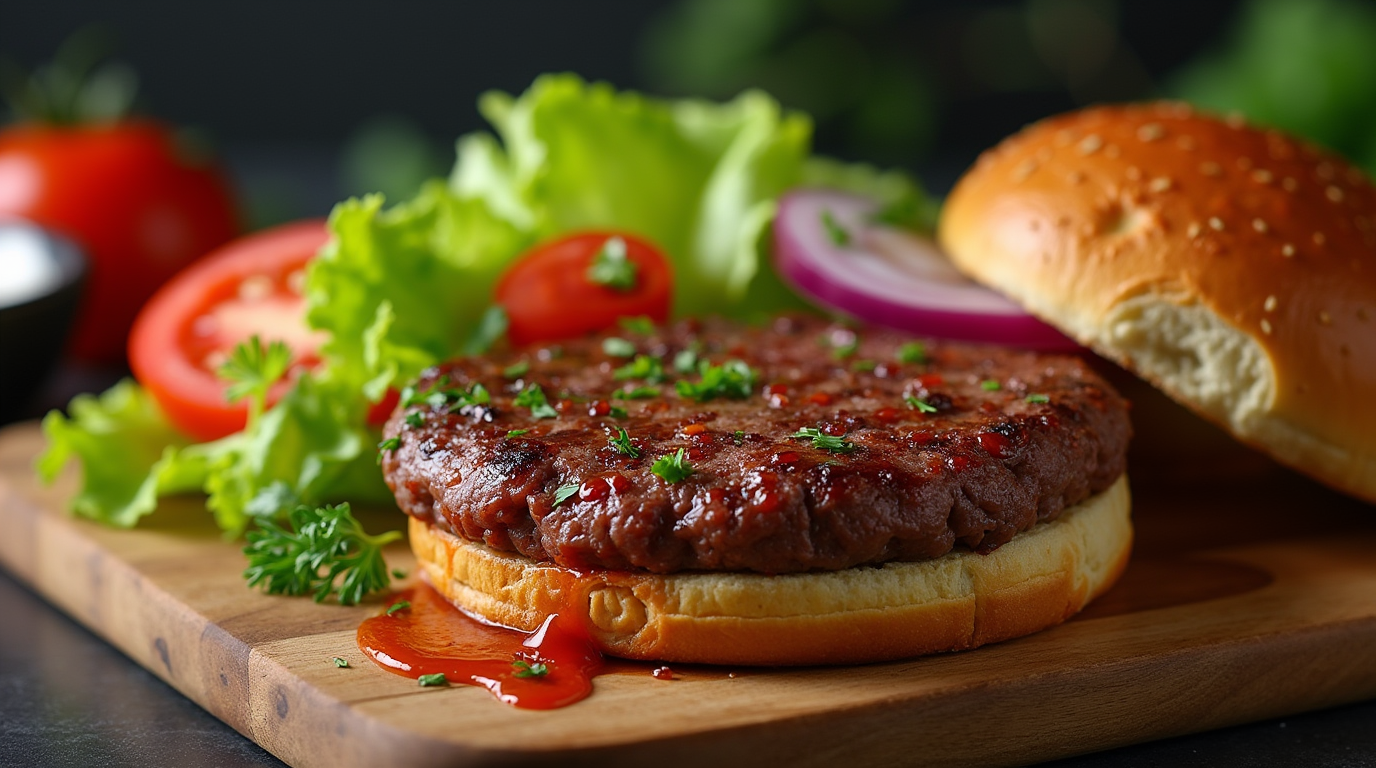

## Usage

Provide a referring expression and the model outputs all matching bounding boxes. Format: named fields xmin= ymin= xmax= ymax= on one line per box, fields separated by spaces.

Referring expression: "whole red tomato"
xmin=0 ymin=120 xmax=240 ymax=363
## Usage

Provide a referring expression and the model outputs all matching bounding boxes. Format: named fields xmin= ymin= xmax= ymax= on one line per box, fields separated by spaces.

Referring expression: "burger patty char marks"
xmin=381 ymin=316 xmax=1130 ymax=574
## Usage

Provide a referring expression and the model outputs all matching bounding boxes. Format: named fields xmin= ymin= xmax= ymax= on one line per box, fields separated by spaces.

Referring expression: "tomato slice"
xmin=128 ymin=220 xmax=330 ymax=441
xmin=495 ymin=232 xmax=673 ymax=347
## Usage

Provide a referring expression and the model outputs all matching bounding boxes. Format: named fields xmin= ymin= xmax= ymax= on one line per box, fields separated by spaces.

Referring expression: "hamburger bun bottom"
xmin=410 ymin=475 xmax=1132 ymax=666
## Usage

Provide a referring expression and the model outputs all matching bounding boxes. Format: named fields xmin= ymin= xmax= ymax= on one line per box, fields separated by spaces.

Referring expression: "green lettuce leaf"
xmin=36 ymin=380 xmax=203 ymax=528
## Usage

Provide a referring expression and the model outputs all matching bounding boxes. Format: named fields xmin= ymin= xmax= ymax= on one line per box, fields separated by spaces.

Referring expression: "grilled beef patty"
xmin=381 ymin=316 xmax=1130 ymax=574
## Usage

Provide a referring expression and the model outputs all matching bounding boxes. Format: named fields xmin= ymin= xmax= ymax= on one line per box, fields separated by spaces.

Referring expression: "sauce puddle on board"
xmin=357 ymin=583 xmax=604 ymax=709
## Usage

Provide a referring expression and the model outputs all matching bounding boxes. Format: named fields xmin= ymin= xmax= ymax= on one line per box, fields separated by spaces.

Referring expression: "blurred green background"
xmin=4 ymin=0 xmax=1374 ymax=226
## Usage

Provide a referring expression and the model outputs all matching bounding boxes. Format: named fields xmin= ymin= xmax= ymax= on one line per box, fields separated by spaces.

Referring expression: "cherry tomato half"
xmin=128 ymin=220 xmax=330 ymax=441
xmin=495 ymin=232 xmax=672 ymax=347
xmin=0 ymin=120 xmax=240 ymax=363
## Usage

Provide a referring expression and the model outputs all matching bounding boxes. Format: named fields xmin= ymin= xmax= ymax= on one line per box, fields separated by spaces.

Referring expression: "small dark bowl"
xmin=0 ymin=222 xmax=88 ymax=423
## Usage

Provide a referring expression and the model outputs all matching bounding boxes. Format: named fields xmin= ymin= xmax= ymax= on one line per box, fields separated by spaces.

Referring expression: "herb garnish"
xmin=831 ymin=338 xmax=859 ymax=360
xmin=733 ymin=430 xmax=745 ymax=445
xmin=614 ymin=354 xmax=667 ymax=383
xmin=391 ymin=569 xmax=407 ymax=580
xmin=219 ymin=335 xmax=292 ymax=421
xmin=514 ymin=384 xmax=558 ymax=419
xmin=651 ymin=448 xmax=694 ymax=483
xmin=981 ymin=380 xmax=1001 ymax=391
xmin=418 ymin=673 xmax=448 ymax=687
xmin=602 ymin=337 xmax=636 ymax=358
xmin=613 ymin=385 xmax=660 ymax=400
xmin=673 ymin=345 xmax=700 ymax=374
xmin=897 ymin=342 xmax=927 ymax=364
xmin=852 ymin=359 xmax=877 ymax=372
xmin=386 ymin=600 xmax=411 ymax=616
xmin=333 ymin=657 xmax=349 ymax=668
xmin=401 ymin=380 xmax=489 ymax=411
xmin=512 ymin=660 xmax=550 ymax=678
xmin=791 ymin=427 xmax=856 ymax=453
xmin=586 ymin=236 xmax=637 ymax=290
xmin=609 ymin=405 xmax=629 ymax=419
xmin=619 ymin=315 xmax=656 ymax=335
xmin=506 ymin=429 xmax=530 ymax=438
xmin=503 ymin=360 xmax=530 ymax=379
xmin=821 ymin=209 xmax=851 ymax=246
xmin=1026 ymin=393 xmax=1050 ymax=404
xmin=905 ymin=396 xmax=938 ymax=413
xmin=242 ymin=503 xmax=401 ymax=605
xmin=676 ymin=359 xmax=755 ymax=402
xmin=609 ymin=427 xmax=640 ymax=458
xmin=554 ymin=483 xmax=580 ymax=506
xmin=376 ymin=437 xmax=400 ymax=463
xmin=405 ymin=412 xmax=426 ymax=428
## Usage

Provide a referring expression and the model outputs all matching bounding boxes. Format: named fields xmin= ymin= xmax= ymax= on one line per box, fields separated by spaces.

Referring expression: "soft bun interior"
xmin=412 ymin=476 xmax=1132 ymax=666
xmin=939 ymin=102 xmax=1376 ymax=503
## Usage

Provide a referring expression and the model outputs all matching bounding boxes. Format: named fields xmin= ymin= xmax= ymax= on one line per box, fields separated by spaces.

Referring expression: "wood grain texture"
xmin=2 ymin=422 xmax=1375 ymax=768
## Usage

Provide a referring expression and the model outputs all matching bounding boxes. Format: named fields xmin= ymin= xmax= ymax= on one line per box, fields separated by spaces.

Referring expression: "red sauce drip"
xmin=358 ymin=585 xmax=603 ymax=710
xmin=978 ymin=431 xmax=1014 ymax=458
xmin=873 ymin=407 xmax=901 ymax=423
xmin=652 ymin=666 xmax=675 ymax=680
xmin=588 ymin=399 xmax=611 ymax=417
xmin=771 ymin=450 xmax=800 ymax=466
xmin=808 ymin=392 xmax=834 ymax=406
xmin=681 ymin=423 xmax=707 ymax=436
xmin=768 ymin=393 xmax=790 ymax=408
xmin=917 ymin=373 xmax=944 ymax=388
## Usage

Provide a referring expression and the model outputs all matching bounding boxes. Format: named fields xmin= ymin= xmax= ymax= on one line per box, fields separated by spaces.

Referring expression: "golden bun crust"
xmin=938 ymin=103 xmax=1376 ymax=503
xmin=411 ymin=476 xmax=1131 ymax=666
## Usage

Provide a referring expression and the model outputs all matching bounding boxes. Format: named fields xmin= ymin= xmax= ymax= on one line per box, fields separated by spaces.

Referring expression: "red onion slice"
xmin=774 ymin=189 xmax=1078 ymax=350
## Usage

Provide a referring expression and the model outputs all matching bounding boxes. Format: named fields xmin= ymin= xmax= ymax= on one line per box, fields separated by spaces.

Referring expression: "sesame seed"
xmin=1177 ymin=136 xmax=1196 ymax=151
xmin=1188 ymin=222 xmax=1203 ymax=238
xmin=1318 ymin=311 xmax=1332 ymax=325
xmin=238 ymin=275 xmax=273 ymax=301
xmin=1148 ymin=177 xmax=1173 ymax=193
xmin=1013 ymin=160 xmax=1038 ymax=181
xmin=1314 ymin=232 xmax=1327 ymax=245
xmin=1125 ymin=166 xmax=1142 ymax=181
xmin=1253 ymin=218 xmax=1268 ymax=233
xmin=1281 ymin=243 xmax=1296 ymax=257
xmin=1078 ymin=135 xmax=1103 ymax=155
xmin=1282 ymin=177 xmax=1298 ymax=192
xmin=1326 ymin=185 xmax=1345 ymax=202
xmin=1137 ymin=123 xmax=1164 ymax=141
xmin=1260 ymin=318 xmax=1273 ymax=335
xmin=1209 ymin=217 xmax=1225 ymax=231
xmin=1252 ymin=169 xmax=1273 ymax=184
xmin=1201 ymin=162 xmax=1221 ymax=177
xmin=1055 ymin=130 xmax=1075 ymax=147
xmin=1264 ymin=295 xmax=1277 ymax=312
xmin=1036 ymin=147 xmax=1053 ymax=163
xmin=1105 ymin=144 xmax=1121 ymax=158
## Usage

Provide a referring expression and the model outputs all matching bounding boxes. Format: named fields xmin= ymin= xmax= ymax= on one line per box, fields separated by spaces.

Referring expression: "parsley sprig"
xmin=792 ymin=427 xmax=856 ymax=453
xmin=675 ymin=359 xmax=755 ymax=402
xmin=242 ymin=503 xmax=401 ymax=605
xmin=586 ymin=236 xmax=637 ymax=290
xmin=614 ymin=354 xmax=667 ymax=383
xmin=512 ymin=660 xmax=551 ymax=678
xmin=609 ymin=427 xmax=640 ymax=458
xmin=651 ymin=448 xmax=694 ymax=483
xmin=514 ymin=384 xmax=558 ymax=419
xmin=905 ymin=395 xmax=938 ymax=413
xmin=401 ymin=380 xmax=490 ymax=412
xmin=219 ymin=335 xmax=292 ymax=422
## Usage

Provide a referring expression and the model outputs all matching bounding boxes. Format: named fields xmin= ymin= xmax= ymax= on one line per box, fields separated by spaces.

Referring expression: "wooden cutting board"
xmin=2 ymin=421 xmax=1375 ymax=768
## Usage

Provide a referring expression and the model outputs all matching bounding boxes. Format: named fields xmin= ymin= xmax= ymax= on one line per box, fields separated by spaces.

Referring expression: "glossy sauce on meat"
xmin=380 ymin=316 xmax=1130 ymax=574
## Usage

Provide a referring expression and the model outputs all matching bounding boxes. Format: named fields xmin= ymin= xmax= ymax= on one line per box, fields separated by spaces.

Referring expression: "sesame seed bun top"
xmin=938 ymin=101 xmax=1376 ymax=503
